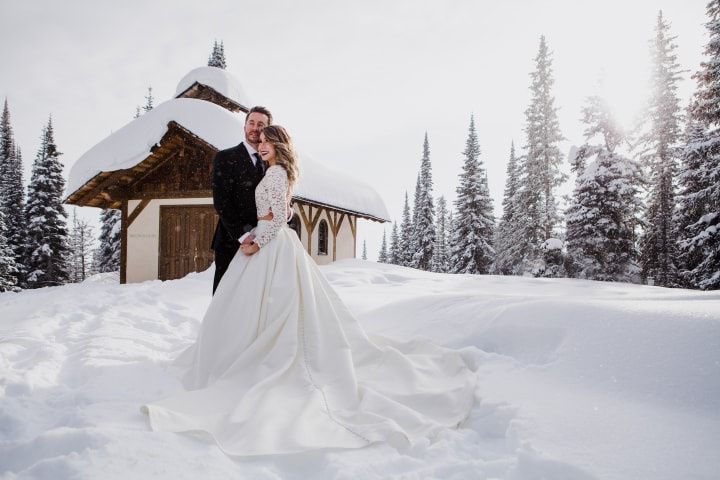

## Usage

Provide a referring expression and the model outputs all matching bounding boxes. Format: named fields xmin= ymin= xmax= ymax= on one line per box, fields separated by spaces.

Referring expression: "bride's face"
xmin=258 ymin=133 xmax=276 ymax=164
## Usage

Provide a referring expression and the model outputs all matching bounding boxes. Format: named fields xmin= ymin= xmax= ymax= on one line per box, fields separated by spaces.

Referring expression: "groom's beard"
xmin=245 ymin=130 xmax=261 ymax=146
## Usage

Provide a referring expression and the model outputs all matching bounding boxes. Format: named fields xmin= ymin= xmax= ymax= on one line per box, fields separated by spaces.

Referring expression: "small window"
xmin=289 ymin=213 xmax=301 ymax=240
xmin=318 ymin=219 xmax=328 ymax=255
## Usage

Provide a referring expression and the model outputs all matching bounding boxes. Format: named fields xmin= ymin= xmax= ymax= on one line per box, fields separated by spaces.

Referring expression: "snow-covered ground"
xmin=1 ymin=261 xmax=718 ymax=479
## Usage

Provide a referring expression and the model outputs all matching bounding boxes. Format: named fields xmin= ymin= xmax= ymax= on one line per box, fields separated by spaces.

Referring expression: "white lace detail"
xmin=254 ymin=165 xmax=290 ymax=248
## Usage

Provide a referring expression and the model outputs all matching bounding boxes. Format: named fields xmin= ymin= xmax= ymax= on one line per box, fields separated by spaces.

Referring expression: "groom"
xmin=211 ymin=106 xmax=272 ymax=294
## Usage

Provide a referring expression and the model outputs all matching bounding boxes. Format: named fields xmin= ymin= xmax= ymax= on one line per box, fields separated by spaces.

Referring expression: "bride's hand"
xmin=240 ymin=242 xmax=260 ymax=256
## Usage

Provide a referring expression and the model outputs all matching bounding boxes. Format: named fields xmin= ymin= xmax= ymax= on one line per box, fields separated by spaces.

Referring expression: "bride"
xmin=142 ymin=125 xmax=478 ymax=456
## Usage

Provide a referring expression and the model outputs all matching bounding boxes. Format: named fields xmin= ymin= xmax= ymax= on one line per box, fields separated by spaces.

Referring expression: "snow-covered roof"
xmin=175 ymin=66 xmax=250 ymax=109
xmin=66 ymin=98 xmax=389 ymax=221
xmin=293 ymin=155 xmax=389 ymax=221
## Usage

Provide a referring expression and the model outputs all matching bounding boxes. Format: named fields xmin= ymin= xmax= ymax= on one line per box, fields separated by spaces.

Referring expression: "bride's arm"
xmin=252 ymin=167 xmax=289 ymax=249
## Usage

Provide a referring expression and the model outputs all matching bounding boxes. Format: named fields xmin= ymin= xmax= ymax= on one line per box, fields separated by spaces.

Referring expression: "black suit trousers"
xmin=213 ymin=242 xmax=238 ymax=294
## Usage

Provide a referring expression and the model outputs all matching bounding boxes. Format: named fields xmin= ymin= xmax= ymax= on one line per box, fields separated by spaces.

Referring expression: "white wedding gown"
xmin=142 ymin=165 xmax=478 ymax=456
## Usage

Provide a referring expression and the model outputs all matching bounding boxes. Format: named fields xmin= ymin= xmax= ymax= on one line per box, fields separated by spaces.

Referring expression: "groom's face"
xmin=245 ymin=112 xmax=269 ymax=147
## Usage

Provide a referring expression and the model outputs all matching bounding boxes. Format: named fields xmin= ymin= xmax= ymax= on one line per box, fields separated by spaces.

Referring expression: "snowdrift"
xmin=1 ymin=261 xmax=718 ymax=479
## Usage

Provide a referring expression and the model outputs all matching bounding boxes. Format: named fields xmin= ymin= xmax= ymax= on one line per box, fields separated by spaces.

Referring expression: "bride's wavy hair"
xmin=262 ymin=125 xmax=299 ymax=190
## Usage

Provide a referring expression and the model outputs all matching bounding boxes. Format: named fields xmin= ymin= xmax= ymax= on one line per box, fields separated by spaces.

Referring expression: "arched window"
xmin=318 ymin=219 xmax=328 ymax=255
xmin=289 ymin=213 xmax=301 ymax=240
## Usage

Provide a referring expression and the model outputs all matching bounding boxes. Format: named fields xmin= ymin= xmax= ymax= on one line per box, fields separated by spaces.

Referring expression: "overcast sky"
xmin=0 ymin=0 xmax=708 ymax=261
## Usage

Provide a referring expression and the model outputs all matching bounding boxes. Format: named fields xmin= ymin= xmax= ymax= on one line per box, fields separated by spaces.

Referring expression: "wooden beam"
xmin=120 ymin=200 xmax=128 ymax=284
xmin=133 ymin=151 xmax=178 ymax=185
xmin=330 ymin=211 xmax=337 ymax=261
xmin=297 ymin=203 xmax=313 ymax=254
xmin=349 ymin=216 xmax=357 ymax=258
xmin=297 ymin=202 xmax=324 ymax=255
xmin=328 ymin=211 xmax=346 ymax=261
xmin=75 ymin=172 xmax=123 ymax=205
xmin=128 ymin=189 xmax=213 ymax=200
xmin=126 ymin=199 xmax=151 ymax=227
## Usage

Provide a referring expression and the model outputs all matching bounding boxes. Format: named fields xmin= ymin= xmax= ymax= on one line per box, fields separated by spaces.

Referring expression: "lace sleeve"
xmin=253 ymin=166 xmax=289 ymax=248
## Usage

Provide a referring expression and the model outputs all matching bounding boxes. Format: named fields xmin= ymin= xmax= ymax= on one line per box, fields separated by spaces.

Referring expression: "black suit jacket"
xmin=211 ymin=142 xmax=264 ymax=254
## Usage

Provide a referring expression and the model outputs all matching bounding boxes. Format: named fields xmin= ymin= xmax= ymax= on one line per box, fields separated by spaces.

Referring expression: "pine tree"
xmin=446 ymin=208 xmax=455 ymax=267
xmin=408 ymin=171 xmax=421 ymax=264
xmin=677 ymin=110 xmax=711 ymax=287
xmin=565 ymin=94 xmax=643 ymax=281
xmin=515 ymin=36 xmax=567 ymax=272
xmin=25 ymin=117 xmax=69 ymax=288
xmin=68 ymin=209 xmax=96 ymax=283
xmin=450 ymin=115 xmax=495 ymax=274
xmin=676 ymin=0 xmax=720 ymax=290
xmin=432 ymin=196 xmax=450 ymax=273
xmin=362 ymin=240 xmax=367 ymax=260
xmin=378 ymin=229 xmax=388 ymax=263
xmin=96 ymin=208 xmax=121 ymax=272
xmin=0 ymin=99 xmax=24 ymax=285
xmin=398 ymin=192 xmax=414 ymax=266
xmin=0 ymin=207 xmax=19 ymax=292
xmin=637 ymin=11 xmax=684 ymax=287
xmin=144 ymin=87 xmax=154 ymax=112
xmin=208 ymin=40 xmax=227 ymax=69
xmin=411 ymin=133 xmax=436 ymax=270
xmin=492 ymin=141 xmax=524 ymax=275
xmin=388 ymin=221 xmax=399 ymax=265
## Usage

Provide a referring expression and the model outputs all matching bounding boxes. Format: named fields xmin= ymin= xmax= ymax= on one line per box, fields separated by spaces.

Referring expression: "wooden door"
xmin=159 ymin=205 xmax=218 ymax=281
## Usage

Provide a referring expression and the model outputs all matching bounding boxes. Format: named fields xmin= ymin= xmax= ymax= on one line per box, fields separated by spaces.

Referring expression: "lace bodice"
xmin=253 ymin=165 xmax=290 ymax=248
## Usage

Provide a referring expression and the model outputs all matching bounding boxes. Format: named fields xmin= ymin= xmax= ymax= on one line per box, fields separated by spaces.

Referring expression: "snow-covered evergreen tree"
xmin=68 ymin=209 xmax=96 ymax=283
xmin=515 ymin=36 xmax=567 ymax=272
xmin=388 ymin=221 xmax=399 ymax=265
xmin=409 ymin=171 xmax=421 ymax=263
xmin=677 ymin=110 xmax=711 ymax=287
xmin=0 ymin=99 xmax=25 ymax=285
xmin=637 ymin=11 xmax=684 ymax=287
xmin=432 ymin=196 xmax=450 ymax=273
xmin=449 ymin=115 xmax=495 ymax=274
xmin=361 ymin=240 xmax=367 ymax=260
xmin=411 ymin=134 xmax=436 ymax=270
xmin=398 ymin=192 xmax=414 ymax=267
xmin=143 ymin=87 xmax=154 ymax=113
xmin=378 ymin=229 xmax=388 ymax=263
xmin=535 ymin=238 xmax=566 ymax=278
xmin=492 ymin=141 xmax=524 ymax=275
xmin=96 ymin=208 xmax=121 ymax=272
xmin=208 ymin=40 xmax=227 ymax=69
xmin=0 ymin=207 xmax=19 ymax=292
xmin=446 ymin=208 xmax=455 ymax=268
xmin=676 ymin=0 xmax=720 ymax=290
xmin=565 ymin=94 xmax=643 ymax=281
xmin=25 ymin=117 xmax=69 ymax=288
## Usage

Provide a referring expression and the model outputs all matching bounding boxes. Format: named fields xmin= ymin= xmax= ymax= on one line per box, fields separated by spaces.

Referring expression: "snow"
xmin=65 ymin=98 xmax=389 ymax=221
xmin=293 ymin=154 xmax=390 ymax=221
xmin=175 ymin=66 xmax=250 ymax=109
xmin=542 ymin=238 xmax=563 ymax=250
xmin=1 ymin=261 xmax=718 ymax=479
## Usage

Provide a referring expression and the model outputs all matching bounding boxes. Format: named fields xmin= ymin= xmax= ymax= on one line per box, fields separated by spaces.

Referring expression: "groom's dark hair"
xmin=246 ymin=106 xmax=272 ymax=125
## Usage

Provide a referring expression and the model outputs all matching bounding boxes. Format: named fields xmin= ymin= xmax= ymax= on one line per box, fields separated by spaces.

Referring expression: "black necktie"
xmin=253 ymin=153 xmax=264 ymax=176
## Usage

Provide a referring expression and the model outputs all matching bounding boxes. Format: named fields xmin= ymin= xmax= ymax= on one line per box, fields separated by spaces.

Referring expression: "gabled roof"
xmin=175 ymin=66 xmax=250 ymax=111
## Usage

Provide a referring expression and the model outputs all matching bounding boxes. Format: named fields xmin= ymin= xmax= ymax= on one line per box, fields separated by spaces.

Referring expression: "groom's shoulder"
xmin=214 ymin=142 xmax=247 ymax=163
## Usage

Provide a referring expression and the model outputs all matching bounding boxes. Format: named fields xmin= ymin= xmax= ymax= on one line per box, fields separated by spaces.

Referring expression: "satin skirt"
xmin=142 ymin=227 xmax=478 ymax=456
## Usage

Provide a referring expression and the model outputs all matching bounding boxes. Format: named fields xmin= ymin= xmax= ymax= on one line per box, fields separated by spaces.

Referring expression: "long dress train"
xmin=141 ymin=167 xmax=478 ymax=456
